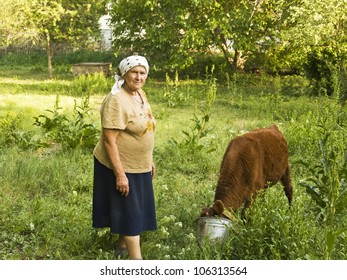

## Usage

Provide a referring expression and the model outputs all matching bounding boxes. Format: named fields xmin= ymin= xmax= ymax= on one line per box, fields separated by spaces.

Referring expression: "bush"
xmin=304 ymin=49 xmax=339 ymax=97
xmin=280 ymin=75 xmax=311 ymax=96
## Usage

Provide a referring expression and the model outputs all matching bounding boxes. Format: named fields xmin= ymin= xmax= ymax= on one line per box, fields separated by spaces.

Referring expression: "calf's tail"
xmin=281 ymin=165 xmax=293 ymax=206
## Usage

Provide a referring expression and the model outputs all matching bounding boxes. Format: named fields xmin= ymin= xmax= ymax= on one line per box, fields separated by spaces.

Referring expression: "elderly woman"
xmin=92 ymin=55 xmax=157 ymax=260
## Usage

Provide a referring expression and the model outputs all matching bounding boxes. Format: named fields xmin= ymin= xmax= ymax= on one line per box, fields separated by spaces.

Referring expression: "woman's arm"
xmin=151 ymin=162 xmax=156 ymax=179
xmin=102 ymin=128 xmax=129 ymax=196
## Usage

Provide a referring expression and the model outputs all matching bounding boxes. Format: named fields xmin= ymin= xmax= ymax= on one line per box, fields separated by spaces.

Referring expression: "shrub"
xmin=280 ymin=75 xmax=310 ymax=96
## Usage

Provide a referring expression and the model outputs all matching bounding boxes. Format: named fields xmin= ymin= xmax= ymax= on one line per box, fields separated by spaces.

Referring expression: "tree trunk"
xmin=216 ymin=32 xmax=235 ymax=74
xmin=211 ymin=27 xmax=235 ymax=73
xmin=212 ymin=28 xmax=244 ymax=73
xmin=233 ymin=49 xmax=240 ymax=70
xmin=47 ymin=44 xmax=53 ymax=79
xmin=46 ymin=32 xmax=53 ymax=79
xmin=220 ymin=45 xmax=235 ymax=74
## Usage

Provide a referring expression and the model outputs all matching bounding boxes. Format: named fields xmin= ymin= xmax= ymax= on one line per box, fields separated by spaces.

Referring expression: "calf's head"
xmin=201 ymin=199 xmax=237 ymax=218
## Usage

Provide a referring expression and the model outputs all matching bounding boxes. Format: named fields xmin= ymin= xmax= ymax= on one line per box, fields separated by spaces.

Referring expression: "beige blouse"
xmin=93 ymin=88 xmax=155 ymax=173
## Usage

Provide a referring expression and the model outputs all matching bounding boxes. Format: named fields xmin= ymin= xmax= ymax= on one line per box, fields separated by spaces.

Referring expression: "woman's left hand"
xmin=151 ymin=162 xmax=156 ymax=179
xmin=116 ymin=174 xmax=129 ymax=196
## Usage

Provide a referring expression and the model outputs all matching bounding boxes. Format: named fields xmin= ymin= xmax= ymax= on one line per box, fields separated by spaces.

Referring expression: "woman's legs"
xmin=117 ymin=235 xmax=142 ymax=260
xmin=116 ymin=235 xmax=127 ymax=249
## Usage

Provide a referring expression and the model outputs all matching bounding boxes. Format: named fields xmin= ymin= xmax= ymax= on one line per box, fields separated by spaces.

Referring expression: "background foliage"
xmin=0 ymin=0 xmax=106 ymax=78
xmin=108 ymin=0 xmax=347 ymax=91
xmin=1 ymin=1 xmax=347 ymax=99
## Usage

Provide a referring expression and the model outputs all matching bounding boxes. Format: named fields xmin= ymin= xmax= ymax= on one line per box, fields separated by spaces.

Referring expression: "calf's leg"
xmin=281 ymin=166 xmax=293 ymax=205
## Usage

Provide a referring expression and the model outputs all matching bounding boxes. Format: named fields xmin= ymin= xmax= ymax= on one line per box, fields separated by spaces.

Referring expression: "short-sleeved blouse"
xmin=93 ymin=88 xmax=155 ymax=173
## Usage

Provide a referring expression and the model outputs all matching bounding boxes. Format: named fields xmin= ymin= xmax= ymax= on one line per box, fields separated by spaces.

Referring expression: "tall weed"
xmin=0 ymin=112 xmax=47 ymax=150
xmin=170 ymin=66 xmax=217 ymax=152
xmin=297 ymin=108 xmax=346 ymax=259
xmin=227 ymin=187 xmax=322 ymax=260
xmin=34 ymin=94 xmax=99 ymax=151
xmin=163 ymin=71 xmax=191 ymax=107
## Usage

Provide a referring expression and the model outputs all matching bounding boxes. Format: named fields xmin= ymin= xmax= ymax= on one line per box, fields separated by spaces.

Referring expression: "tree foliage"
xmin=2 ymin=0 xmax=347 ymax=94
xmin=109 ymin=0 xmax=297 ymax=71
xmin=1 ymin=0 xmax=107 ymax=78
xmin=109 ymin=0 xmax=347 ymax=81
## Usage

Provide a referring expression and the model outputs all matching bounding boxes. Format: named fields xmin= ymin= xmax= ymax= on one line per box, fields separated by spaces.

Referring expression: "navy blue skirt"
xmin=92 ymin=157 xmax=157 ymax=236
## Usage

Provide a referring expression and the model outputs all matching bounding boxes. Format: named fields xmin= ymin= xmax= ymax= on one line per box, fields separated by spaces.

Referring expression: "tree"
xmin=108 ymin=0 xmax=347 ymax=82
xmin=0 ymin=0 xmax=30 ymax=49
xmin=275 ymin=0 xmax=347 ymax=96
xmin=179 ymin=0 xmax=298 ymax=72
xmin=1 ymin=0 xmax=107 ymax=78
xmin=108 ymin=0 xmax=301 ymax=73
xmin=108 ymin=0 xmax=190 ymax=71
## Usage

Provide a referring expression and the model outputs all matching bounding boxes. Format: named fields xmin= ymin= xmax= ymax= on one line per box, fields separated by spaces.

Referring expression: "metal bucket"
xmin=197 ymin=217 xmax=232 ymax=243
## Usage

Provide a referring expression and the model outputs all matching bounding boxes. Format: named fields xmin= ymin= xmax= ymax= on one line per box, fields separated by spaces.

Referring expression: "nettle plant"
xmin=0 ymin=112 xmax=47 ymax=150
xmin=298 ymin=111 xmax=347 ymax=259
xmin=163 ymin=71 xmax=192 ymax=107
xmin=170 ymin=66 xmax=217 ymax=153
xmin=34 ymin=94 xmax=99 ymax=151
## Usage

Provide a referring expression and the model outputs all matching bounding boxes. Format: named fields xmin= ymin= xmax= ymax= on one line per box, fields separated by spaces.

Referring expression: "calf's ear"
xmin=200 ymin=207 xmax=209 ymax=217
xmin=213 ymin=200 xmax=225 ymax=215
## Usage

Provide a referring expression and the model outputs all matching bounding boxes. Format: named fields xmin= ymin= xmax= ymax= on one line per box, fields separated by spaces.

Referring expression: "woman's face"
xmin=123 ymin=66 xmax=147 ymax=91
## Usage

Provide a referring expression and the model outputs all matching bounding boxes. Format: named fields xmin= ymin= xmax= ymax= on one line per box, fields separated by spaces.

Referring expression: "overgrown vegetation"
xmin=33 ymin=94 xmax=99 ymax=151
xmin=297 ymin=110 xmax=347 ymax=259
xmin=0 ymin=54 xmax=346 ymax=260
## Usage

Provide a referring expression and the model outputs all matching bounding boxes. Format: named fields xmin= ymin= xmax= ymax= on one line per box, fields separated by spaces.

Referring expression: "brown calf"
xmin=201 ymin=125 xmax=293 ymax=219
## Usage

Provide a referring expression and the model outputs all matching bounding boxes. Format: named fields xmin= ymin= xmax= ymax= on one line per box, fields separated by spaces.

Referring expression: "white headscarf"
xmin=111 ymin=55 xmax=149 ymax=95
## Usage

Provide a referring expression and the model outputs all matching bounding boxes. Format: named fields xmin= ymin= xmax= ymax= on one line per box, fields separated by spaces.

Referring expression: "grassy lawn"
xmin=0 ymin=69 xmax=346 ymax=260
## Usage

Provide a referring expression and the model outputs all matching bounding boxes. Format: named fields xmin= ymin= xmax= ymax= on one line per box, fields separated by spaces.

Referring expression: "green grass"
xmin=0 ymin=66 xmax=346 ymax=260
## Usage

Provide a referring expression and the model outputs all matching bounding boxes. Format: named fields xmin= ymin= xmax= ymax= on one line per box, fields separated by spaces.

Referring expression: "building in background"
xmin=99 ymin=14 xmax=112 ymax=50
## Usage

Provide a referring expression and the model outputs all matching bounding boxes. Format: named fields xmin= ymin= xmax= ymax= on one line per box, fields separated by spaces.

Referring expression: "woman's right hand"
xmin=116 ymin=174 xmax=129 ymax=196
xmin=102 ymin=128 xmax=129 ymax=197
